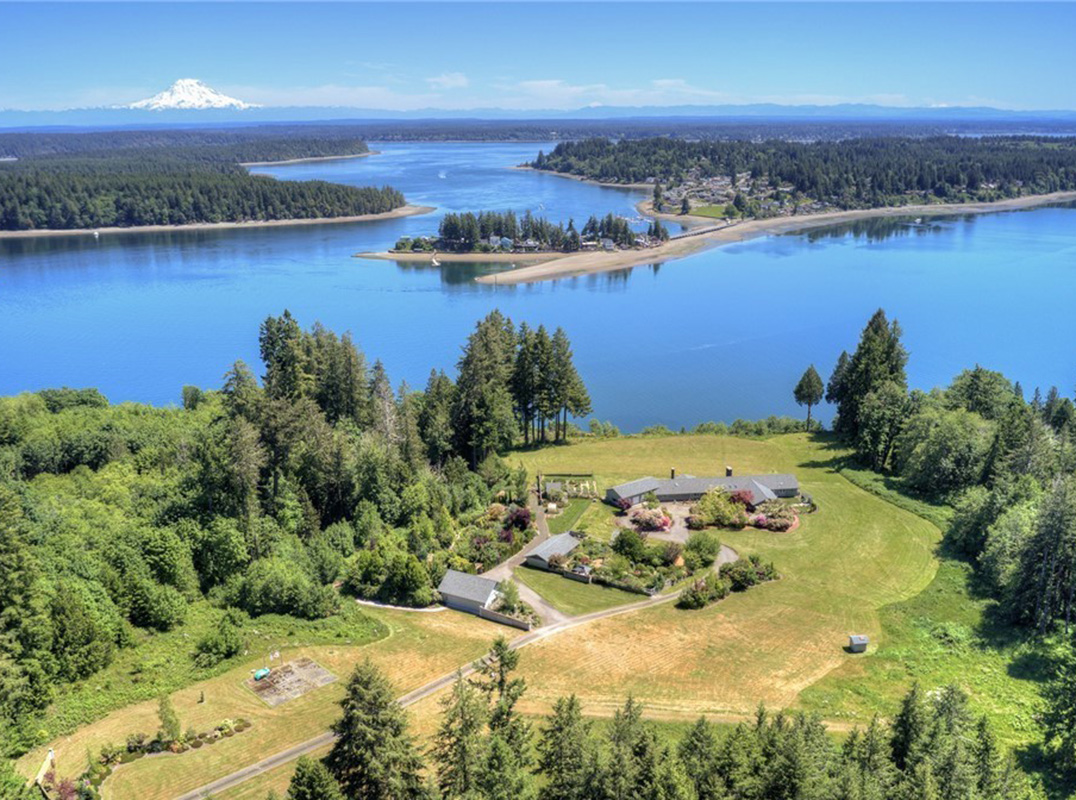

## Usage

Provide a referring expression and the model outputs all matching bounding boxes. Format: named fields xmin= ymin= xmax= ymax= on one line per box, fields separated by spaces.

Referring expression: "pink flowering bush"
xmin=630 ymin=507 xmax=670 ymax=532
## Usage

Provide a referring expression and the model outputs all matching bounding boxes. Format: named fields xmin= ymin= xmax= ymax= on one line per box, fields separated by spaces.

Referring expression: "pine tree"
xmin=678 ymin=717 xmax=726 ymax=800
xmin=793 ymin=365 xmax=824 ymax=429
xmin=453 ymin=311 xmax=518 ymax=464
xmin=325 ymin=660 xmax=429 ymax=800
xmin=479 ymin=733 xmax=534 ymax=800
xmin=433 ymin=674 xmax=489 ymax=798
xmin=471 ymin=637 xmax=530 ymax=761
xmin=1042 ymin=646 xmax=1076 ymax=771
xmin=890 ymin=683 xmax=930 ymax=772
xmin=537 ymin=695 xmax=591 ymax=800
xmin=837 ymin=310 xmax=908 ymax=437
xmin=287 ymin=756 xmax=345 ymax=800
xmin=369 ymin=360 xmax=398 ymax=445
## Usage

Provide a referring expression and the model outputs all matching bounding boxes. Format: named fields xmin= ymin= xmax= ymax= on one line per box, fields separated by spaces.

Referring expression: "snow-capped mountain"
xmin=127 ymin=79 xmax=259 ymax=111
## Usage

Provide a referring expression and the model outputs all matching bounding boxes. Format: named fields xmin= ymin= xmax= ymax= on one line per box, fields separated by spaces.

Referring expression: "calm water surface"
xmin=2 ymin=142 xmax=1075 ymax=431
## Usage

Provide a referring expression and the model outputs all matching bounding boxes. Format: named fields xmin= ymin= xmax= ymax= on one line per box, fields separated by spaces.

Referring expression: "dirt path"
xmin=172 ymin=519 xmax=741 ymax=800
xmin=480 ymin=496 xmax=570 ymax=625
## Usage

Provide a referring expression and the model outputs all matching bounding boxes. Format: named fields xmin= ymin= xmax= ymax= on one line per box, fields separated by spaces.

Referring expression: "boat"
xmin=914 ymin=217 xmax=922 ymax=224
xmin=92 ymin=230 xmax=100 ymax=239
xmin=431 ymin=255 xmax=441 ymax=267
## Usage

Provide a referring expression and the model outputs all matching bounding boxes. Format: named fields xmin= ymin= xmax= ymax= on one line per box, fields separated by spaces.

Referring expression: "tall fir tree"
xmin=325 ymin=660 xmax=429 ymax=800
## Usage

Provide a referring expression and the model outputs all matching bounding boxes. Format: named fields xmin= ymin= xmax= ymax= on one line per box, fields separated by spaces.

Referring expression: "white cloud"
xmin=426 ymin=72 xmax=469 ymax=90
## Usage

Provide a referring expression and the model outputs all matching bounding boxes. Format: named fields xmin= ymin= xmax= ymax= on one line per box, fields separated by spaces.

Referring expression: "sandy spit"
xmin=475 ymin=191 xmax=1076 ymax=285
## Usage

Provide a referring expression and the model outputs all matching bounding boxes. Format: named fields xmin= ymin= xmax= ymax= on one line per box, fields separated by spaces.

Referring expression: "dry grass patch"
xmin=27 ymin=606 xmax=509 ymax=800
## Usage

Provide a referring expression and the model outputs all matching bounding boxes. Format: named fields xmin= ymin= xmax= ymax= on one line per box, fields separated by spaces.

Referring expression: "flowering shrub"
xmin=686 ymin=515 xmax=707 ymax=530
xmin=630 ymin=507 xmax=670 ymax=532
xmin=729 ymin=489 xmax=754 ymax=507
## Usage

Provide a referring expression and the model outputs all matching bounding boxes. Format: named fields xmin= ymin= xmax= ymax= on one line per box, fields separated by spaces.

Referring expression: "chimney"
xmin=725 ymin=466 xmax=733 ymax=477
xmin=670 ymin=468 xmax=676 ymax=479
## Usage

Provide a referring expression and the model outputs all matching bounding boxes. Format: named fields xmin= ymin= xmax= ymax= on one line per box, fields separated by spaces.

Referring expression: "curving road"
xmin=173 ymin=512 xmax=737 ymax=800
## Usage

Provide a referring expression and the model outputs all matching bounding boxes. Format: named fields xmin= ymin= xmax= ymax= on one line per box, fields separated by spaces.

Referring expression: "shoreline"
xmin=240 ymin=150 xmax=378 ymax=167
xmin=0 ymin=204 xmax=435 ymax=240
xmin=356 ymin=250 xmax=558 ymax=264
xmin=475 ymin=190 xmax=1076 ymax=285
xmin=511 ymin=165 xmax=652 ymax=192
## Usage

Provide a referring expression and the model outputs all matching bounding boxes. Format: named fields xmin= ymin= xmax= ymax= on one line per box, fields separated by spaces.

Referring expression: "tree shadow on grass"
xmin=1015 ymin=741 xmax=1076 ymax=800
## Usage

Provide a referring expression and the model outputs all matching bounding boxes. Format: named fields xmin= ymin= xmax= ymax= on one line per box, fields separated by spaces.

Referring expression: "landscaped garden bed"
xmin=51 ymin=716 xmax=254 ymax=800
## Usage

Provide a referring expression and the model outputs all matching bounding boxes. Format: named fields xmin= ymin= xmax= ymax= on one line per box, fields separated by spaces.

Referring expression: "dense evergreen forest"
xmin=0 ymin=310 xmax=589 ymax=766
xmin=531 ymin=136 xmax=1076 ymax=210
xmin=396 ymin=210 xmax=667 ymax=254
xmin=274 ymin=641 xmax=1043 ymax=800
xmin=823 ymin=309 xmax=1076 ymax=784
xmin=0 ymin=132 xmax=404 ymax=230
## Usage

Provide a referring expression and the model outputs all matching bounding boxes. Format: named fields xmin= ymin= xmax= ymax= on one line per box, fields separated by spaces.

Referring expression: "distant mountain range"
xmin=3 ymin=79 xmax=1076 ymax=129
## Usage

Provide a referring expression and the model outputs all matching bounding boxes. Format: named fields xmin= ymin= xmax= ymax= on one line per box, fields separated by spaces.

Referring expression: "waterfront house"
xmin=605 ymin=469 xmax=799 ymax=508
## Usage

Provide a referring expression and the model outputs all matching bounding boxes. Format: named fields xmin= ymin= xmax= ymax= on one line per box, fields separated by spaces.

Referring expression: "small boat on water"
xmin=431 ymin=255 xmax=441 ymax=267
xmin=914 ymin=218 xmax=923 ymax=224
xmin=92 ymin=230 xmax=100 ymax=239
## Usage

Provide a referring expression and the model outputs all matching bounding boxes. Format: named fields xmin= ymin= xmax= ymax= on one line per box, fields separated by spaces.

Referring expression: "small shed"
xmin=438 ymin=569 xmax=500 ymax=615
xmin=848 ymin=635 xmax=869 ymax=653
xmin=525 ymin=532 xmax=582 ymax=571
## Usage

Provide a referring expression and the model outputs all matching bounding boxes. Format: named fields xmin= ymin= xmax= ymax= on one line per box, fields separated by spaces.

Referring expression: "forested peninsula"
xmin=531 ymin=136 xmax=1076 ymax=218
xmin=0 ymin=130 xmax=405 ymax=231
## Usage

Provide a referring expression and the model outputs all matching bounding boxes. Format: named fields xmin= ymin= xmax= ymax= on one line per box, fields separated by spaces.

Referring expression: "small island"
xmin=360 ymin=210 xmax=670 ymax=264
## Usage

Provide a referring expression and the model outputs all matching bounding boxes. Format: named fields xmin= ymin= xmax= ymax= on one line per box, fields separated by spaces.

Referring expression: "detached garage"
xmin=438 ymin=569 xmax=500 ymax=615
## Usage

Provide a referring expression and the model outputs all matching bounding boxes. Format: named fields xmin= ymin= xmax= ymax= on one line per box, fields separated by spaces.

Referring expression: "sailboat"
xmin=431 ymin=252 xmax=441 ymax=267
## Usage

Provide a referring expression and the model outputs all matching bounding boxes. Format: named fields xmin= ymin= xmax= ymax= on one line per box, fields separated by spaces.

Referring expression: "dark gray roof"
xmin=528 ymin=533 xmax=581 ymax=564
xmin=607 ymin=477 xmax=662 ymax=499
xmin=608 ymin=473 xmax=798 ymax=505
xmin=437 ymin=569 xmax=499 ymax=606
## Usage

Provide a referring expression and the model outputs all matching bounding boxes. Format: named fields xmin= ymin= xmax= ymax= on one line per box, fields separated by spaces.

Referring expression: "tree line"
xmin=0 ymin=136 xmax=404 ymax=231
xmin=531 ymin=136 xmax=1076 ymax=209
xmin=279 ymin=640 xmax=1042 ymax=800
xmin=397 ymin=210 xmax=665 ymax=254
xmin=819 ymin=308 xmax=1076 ymax=779
xmin=0 ymin=310 xmax=589 ymax=762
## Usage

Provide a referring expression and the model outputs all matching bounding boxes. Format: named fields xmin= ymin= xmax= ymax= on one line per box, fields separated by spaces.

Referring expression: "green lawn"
xmin=547 ymin=498 xmax=590 ymax=535
xmin=515 ymin=565 xmax=643 ymax=616
xmin=572 ymin=500 xmax=619 ymax=542
xmin=687 ymin=205 xmax=731 ymax=219
xmin=511 ymin=432 xmax=1053 ymax=757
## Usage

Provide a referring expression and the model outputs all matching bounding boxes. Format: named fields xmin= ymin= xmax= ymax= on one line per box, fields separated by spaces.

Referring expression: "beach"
xmin=511 ymin=165 xmax=653 ymax=191
xmin=0 ymin=204 xmax=435 ymax=240
xmin=475 ymin=191 xmax=1076 ymax=285
xmin=239 ymin=150 xmax=378 ymax=167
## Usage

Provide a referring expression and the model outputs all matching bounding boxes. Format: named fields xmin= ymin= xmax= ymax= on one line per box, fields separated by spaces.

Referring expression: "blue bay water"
xmin=2 ymin=142 xmax=1075 ymax=432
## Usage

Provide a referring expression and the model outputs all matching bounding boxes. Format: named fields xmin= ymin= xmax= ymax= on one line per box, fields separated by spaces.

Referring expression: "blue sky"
xmin=3 ymin=2 xmax=1075 ymax=111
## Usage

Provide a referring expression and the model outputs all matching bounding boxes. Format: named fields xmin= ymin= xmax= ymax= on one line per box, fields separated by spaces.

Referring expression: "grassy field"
xmin=546 ymin=498 xmax=590 ymax=535
xmin=510 ymin=433 xmax=1050 ymax=750
xmin=515 ymin=565 xmax=643 ymax=616
xmin=508 ymin=434 xmax=938 ymax=720
xmin=20 ymin=605 xmax=513 ymax=800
